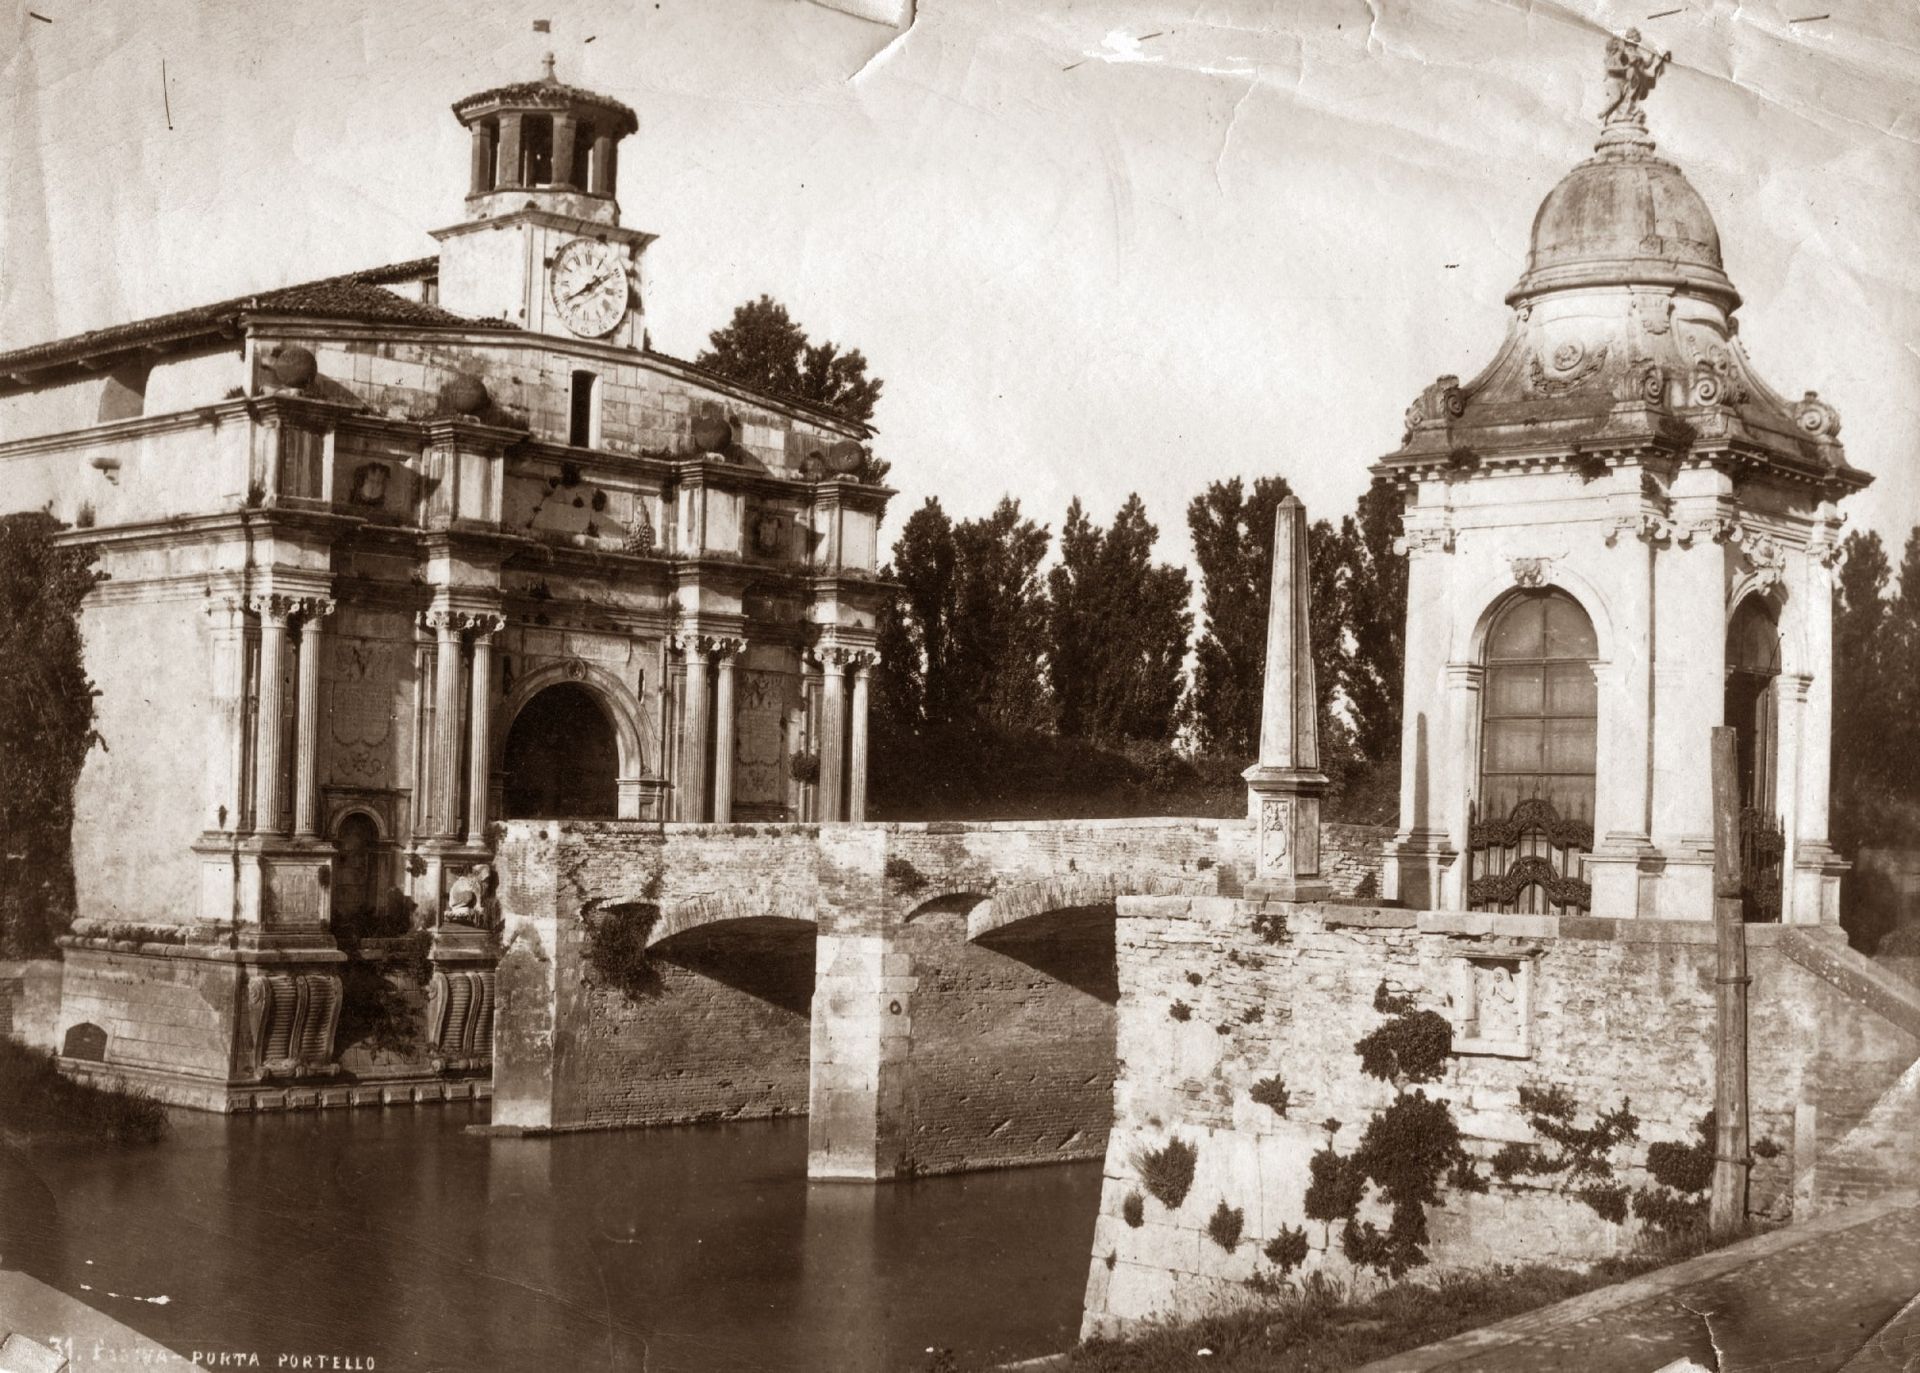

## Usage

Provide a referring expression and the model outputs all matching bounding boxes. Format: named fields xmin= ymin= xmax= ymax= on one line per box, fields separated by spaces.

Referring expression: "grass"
xmin=0 ymin=1038 xmax=169 ymax=1146
xmin=941 ymin=1227 xmax=1745 ymax=1372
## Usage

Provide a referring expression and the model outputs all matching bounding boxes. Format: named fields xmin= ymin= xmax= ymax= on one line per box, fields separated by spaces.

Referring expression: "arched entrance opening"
xmin=331 ymin=812 xmax=385 ymax=937
xmin=504 ymin=682 xmax=619 ymax=819
xmin=1469 ymin=588 xmax=1599 ymax=914
xmin=1725 ymin=598 xmax=1781 ymax=814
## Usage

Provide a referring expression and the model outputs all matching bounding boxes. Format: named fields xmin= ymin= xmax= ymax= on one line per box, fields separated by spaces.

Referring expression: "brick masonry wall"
xmin=1320 ymin=823 xmax=1390 ymax=901
xmin=1082 ymin=899 xmax=1920 ymax=1338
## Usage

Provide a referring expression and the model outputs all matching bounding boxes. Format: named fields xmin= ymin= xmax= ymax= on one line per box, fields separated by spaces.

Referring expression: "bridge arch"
xmin=499 ymin=662 xmax=648 ymax=819
xmin=968 ymin=872 xmax=1212 ymax=944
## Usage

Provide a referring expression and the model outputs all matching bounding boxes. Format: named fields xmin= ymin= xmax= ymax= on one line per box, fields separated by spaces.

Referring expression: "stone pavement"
xmin=0 ymin=1271 xmax=184 ymax=1371
xmin=1361 ymin=1191 xmax=1920 ymax=1372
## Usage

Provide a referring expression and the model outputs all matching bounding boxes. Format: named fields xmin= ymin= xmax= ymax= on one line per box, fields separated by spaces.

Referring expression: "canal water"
xmin=2 ymin=1107 xmax=1103 ymax=1371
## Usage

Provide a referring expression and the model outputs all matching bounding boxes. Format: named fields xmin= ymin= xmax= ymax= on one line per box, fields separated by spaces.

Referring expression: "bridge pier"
xmin=808 ymin=932 xmax=916 ymax=1179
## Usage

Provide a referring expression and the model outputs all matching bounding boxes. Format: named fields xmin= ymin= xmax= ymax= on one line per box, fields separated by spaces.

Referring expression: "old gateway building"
xmin=0 ymin=66 xmax=890 ymax=1106
xmin=1377 ymin=96 xmax=1870 ymax=926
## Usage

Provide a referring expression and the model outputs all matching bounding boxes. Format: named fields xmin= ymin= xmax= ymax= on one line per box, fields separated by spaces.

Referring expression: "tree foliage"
xmin=1183 ymin=476 xmax=1357 ymax=764
xmin=696 ymin=294 xmax=884 ymax=424
xmin=0 ymin=512 xmax=103 ymax=956
xmin=876 ymin=496 xmax=1051 ymax=735
xmin=1047 ymin=495 xmax=1192 ymax=745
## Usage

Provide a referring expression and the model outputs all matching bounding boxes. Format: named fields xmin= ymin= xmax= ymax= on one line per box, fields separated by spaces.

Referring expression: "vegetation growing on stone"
xmin=1168 ymin=1000 xmax=1192 ymax=1022
xmin=1250 ymin=1075 xmax=1291 ymax=1117
xmin=0 ymin=1039 xmax=167 ymax=1145
xmin=1121 ymin=1191 xmax=1145 ymax=1228
xmin=1633 ymin=1111 xmax=1717 ymax=1234
xmin=582 ymin=896 xmax=666 ymax=1003
xmin=0 ymin=512 xmax=104 ymax=957
xmin=1250 ymin=907 xmax=1291 ymax=945
xmin=1262 ymin=1224 xmax=1310 ymax=1276
xmin=334 ymin=928 xmax=433 ymax=1056
xmin=1206 ymin=1200 xmax=1245 ymax=1251
xmin=1302 ymin=985 xmax=1483 ymax=1278
xmin=883 ymin=855 xmax=928 ymax=895
xmin=1131 ymin=1137 xmax=1198 ymax=1210
xmin=1489 ymin=1084 xmax=1640 ymax=1224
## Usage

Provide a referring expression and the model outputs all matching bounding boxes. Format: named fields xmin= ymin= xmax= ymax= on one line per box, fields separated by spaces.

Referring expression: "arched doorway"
xmin=504 ymin=682 xmax=619 ymax=819
xmin=1725 ymin=598 xmax=1781 ymax=813
xmin=331 ymin=812 xmax=385 ymax=937
xmin=1469 ymin=588 xmax=1599 ymax=913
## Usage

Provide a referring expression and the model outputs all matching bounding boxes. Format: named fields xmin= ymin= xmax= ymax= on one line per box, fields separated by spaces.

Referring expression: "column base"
xmin=1242 ymin=766 xmax=1331 ymax=901
xmin=1586 ymin=835 xmax=1661 ymax=920
xmin=1384 ymin=829 xmax=1456 ymax=911
xmin=1792 ymin=843 xmax=1848 ymax=926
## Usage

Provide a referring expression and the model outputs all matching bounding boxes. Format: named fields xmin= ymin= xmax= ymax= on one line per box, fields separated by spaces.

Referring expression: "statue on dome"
xmin=1598 ymin=29 xmax=1669 ymax=126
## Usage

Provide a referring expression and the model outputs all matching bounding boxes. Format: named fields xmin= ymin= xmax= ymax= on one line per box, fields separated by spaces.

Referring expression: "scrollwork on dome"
xmin=1401 ymin=374 xmax=1465 ymax=446
xmin=1527 ymin=342 xmax=1608 ymax=398
xmin=1793 ymin=391 xmax=1842 ymax=440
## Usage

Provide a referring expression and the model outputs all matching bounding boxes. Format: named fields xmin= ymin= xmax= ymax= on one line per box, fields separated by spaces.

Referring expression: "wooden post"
xmin=1709 ymin=725 xmax=1751 ymax=1236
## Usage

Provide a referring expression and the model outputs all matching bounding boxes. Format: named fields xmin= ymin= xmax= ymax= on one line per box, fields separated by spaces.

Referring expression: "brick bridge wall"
xmin=495 ymin=816 xmax=1378 ymax=1176
xmin=1081 ymin=898 xmax=1920 ymax=1338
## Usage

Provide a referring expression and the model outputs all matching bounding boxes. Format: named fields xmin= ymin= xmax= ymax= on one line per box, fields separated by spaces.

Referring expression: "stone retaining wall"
xmin=1082 ymin=898 xmax=1920 ymax=1338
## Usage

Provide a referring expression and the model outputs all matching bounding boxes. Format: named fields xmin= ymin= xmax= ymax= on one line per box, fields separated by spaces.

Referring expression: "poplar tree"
xmin=1047 ymin=495 xmax=1192 ymax=744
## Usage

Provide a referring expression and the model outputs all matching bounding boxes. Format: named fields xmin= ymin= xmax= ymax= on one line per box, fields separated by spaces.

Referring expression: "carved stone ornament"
xmin=1597 ymin=28 xmax=1668 ymax=128
xmin=1401 ymin=374 xmax=1465 ymax=445
xmin=1630 ymin=291 xmax=1674 ymax=336
xmin=249 ymin=592 xmax=335 ymax=625
xmin=1393 ymin=524 xmax=1456 ymax=557
xmin=1793 ymin=391 xmax=1842 ymax=440
xmin=1256 ymin=797 xmax=1293 ymax=879
xmin=443 ymin=863 xmax=493 ymax=928
xmin=1603 ymin=512 xmax=1674 ymax=547
xmin=1510 ymin=556 xmax=1553 ymax=588
xmin=1528 ymin=342 xmax=1609 ymax=398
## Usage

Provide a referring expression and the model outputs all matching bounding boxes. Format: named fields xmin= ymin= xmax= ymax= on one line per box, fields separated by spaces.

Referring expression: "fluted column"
xmin=848 ymin=657 xmax=874 ymax=823
xmin=205 ymin=597 xmax=250 ymax=834
xmin=424 ymin=611 xmax=465 ymax=839
xmin=292 ymin=598 xmax=336 ymax=840
xmin=466 ymin=617 xmax=505 ymax=846
xmin=1776 ymin=672 xmax=1812 ymax=924
xmin=711 ymin=639 xmax=744 ymax=824
xmin=680 ymin=638 xmax=712 ymax=822
xmin=249 ymin=595 xmax=293 ymax=835
xmin=818 ymin=650 xmax=848 ymax=823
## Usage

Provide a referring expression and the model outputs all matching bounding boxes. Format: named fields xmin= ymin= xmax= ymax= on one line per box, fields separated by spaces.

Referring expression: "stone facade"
xmin=1081 ymin=895 xmax=1920 ymax=1337
xmin=0 ymin=64 xmax=890 ymax=1108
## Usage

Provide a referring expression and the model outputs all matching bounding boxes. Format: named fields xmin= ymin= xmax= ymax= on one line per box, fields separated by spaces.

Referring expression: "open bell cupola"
xmin=432 ymin=55 xmax=655 ymax=348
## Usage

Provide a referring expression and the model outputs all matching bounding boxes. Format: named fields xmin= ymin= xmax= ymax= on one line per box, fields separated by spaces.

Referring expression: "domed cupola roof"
xmin=1376 ymin=32 xmax=1871 ymax=499
xmin=1508 ymin=129 xmax=1738 ymax=309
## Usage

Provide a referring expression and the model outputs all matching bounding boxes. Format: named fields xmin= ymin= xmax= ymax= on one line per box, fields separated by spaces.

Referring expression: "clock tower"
xmin=432 ymin=56 xmax=654 ymax=349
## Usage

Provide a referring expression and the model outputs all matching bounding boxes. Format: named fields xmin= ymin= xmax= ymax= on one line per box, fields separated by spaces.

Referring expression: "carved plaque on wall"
xmin=328 ymin=638 xmax=397 ymax=786
xmin=1256 ymin=798 xmax=1293 ymax=879
xmin=734 ymin=670 xmax=790 ymax=807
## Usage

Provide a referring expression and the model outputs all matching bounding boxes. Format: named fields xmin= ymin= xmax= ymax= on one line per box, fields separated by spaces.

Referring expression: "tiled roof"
xmin=0 ymin=259 xmax=510 ymax=378
xmin=451 ymin=80 xmax=639 ymax=136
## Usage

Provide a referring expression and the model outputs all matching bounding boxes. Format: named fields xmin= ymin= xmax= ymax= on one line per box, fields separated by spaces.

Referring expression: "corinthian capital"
xmin=247 ymin=592 xmax=330 ymax=624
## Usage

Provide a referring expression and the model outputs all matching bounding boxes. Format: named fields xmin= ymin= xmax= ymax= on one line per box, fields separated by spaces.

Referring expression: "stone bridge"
xmin=489 ymin=817 xmax=1261 ymax=1179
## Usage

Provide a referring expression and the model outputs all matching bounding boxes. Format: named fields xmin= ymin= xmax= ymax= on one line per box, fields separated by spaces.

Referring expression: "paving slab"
xmin=1361 ymin=1192 xmax=1920 ymax=1373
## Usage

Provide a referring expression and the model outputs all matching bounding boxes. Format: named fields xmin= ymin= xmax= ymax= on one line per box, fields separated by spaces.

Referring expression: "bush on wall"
xmin=0 ymin=512 xmax=103 ymax=957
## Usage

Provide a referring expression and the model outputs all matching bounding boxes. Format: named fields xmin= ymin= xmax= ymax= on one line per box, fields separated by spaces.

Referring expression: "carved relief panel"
xmin=1447 ymin=953 xmax=1535 ymax=1058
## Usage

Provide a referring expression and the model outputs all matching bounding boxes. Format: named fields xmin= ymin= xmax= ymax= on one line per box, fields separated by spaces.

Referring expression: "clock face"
xmin=549 ymin=238 xmax=630 ymax=338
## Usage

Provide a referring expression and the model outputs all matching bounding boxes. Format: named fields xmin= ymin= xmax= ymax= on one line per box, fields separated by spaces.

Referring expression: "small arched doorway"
xmin=504 ymin=682 xmax=619 ymax=819
xmin=331 ymin=812 xmax=385 ymax=937
xmin=1469 ymin=588 xmax=1600 ymax=913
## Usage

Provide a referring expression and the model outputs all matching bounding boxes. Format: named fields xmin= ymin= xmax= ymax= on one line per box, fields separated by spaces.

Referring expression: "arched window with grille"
xmin=1468 ymin=588 xmax=1599 ymax=913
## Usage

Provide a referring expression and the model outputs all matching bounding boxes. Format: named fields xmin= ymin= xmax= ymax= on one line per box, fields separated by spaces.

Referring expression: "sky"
xmin=3 ymin=0 xmax=1916 ymax=573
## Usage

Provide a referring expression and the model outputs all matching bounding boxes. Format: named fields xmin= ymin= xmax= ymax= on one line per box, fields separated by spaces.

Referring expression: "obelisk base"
xmin=1243 ymin=764 xmax=1332 ymax=902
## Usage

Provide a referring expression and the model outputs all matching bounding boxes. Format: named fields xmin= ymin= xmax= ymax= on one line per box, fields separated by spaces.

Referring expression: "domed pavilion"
xmin=1376 ymin=35 xmax=1871 ymax=924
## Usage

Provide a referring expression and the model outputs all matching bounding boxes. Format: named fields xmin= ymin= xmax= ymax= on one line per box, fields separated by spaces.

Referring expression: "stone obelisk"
xmin=1243 ymin=496 xmax=1330 ymax=900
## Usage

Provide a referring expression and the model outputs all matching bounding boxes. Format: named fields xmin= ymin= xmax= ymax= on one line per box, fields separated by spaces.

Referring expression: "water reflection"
xmin=3 ymin=1109 xmax=1101 ymax=1371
